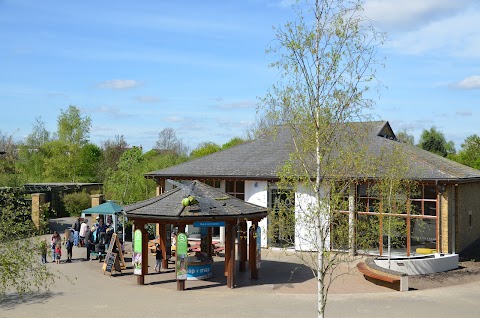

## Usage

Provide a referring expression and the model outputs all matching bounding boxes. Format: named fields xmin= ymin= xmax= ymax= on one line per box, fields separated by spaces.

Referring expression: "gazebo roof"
xmin=83 ymin=201 xmax=123 ymax=215
xmin=123 ymin=180 xmax=267 ymax=222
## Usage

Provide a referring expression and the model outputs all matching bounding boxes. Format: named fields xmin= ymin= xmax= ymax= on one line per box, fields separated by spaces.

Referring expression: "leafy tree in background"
xmin=0 ymin=190 xmax=57 ymax=298
xmin=16 ymin=117 xmax=50 ymax=183
xmin=56 ymin=105 xmax=92 ymax=182
xmin=104 ymin=147 xmax=155 ymax=204
xmin=0 ymin=131 xmax=23 ymax=187
xmin=418 ymin=127 xmax=455 ymax=157
xmin=396 ymin=129 xmax=414 ymax=146
xmin=452 ymin=134 xmax=480 ymax=169
xmin=221 ymin=137 xmax=245 ymax=150
xmin=62 ymin=191 xmax=91 ymax=216
xmin=258 ymin=0 xmax=385 ymax=316
xmin=57 ymin=105 xmax=91 ymax=146
xmin=190 ymin=142 xmax=221 ymax=159
xmin=77 ymin=143 xmax=102 ymax=182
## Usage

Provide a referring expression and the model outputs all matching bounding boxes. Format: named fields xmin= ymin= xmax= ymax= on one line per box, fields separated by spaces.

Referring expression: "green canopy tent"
xmin=81 ymin=201 xmax=125 ymax=242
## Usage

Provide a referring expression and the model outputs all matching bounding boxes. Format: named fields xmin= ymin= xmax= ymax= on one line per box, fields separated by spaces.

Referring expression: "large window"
xmin=332 ymin=182 xmax=439 ymax=256
xmin=226 ymin=180 xmax=244 ymax=200
xmin=268 ymin=188 xmax=295 ymax=248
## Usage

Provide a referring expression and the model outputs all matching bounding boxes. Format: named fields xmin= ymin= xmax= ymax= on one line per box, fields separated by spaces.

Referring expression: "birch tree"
xmin=260 ymin=0 xmax=385 ymax=316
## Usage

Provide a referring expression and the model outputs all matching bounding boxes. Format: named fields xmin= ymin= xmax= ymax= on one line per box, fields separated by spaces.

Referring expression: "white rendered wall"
xmin=245 ymin=180 xmax=268 ymax=247
xmin=295 ymin=185 xmax=330 ymax=251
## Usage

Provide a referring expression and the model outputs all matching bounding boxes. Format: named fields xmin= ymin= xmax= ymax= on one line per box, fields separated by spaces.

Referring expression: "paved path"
xmin=2 ymin=219 xmax=480 ymax=317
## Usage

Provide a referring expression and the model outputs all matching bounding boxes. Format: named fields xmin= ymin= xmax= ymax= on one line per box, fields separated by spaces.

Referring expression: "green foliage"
xmin=0 ymin=190 xmax=57 ymax=298
xmin=190 ymin=142 xmax=221 ymax=159
xmin=0 ymin=131 xmax=24 ymax=187
xmin=418 ymin=127 xmax=456 ymax=157
xmin=77 ymin=143 xmax=102 ymax=182
xmin=221 ymin=137 xmax=245 ymax=150
xmin=62 ymin=191 xmax=91 ymax=216
xmin=57 ymin=105 xmax=91 ymax=146
xmin=396 ymin=129 xmax=415 ymax=146
xmin=451 ymin=134 xmax=480 ymax=169
xmin=258 ymin=0 xmax=386 ymax=315
xmin=104 ymin=147 xmax=156 ymax=204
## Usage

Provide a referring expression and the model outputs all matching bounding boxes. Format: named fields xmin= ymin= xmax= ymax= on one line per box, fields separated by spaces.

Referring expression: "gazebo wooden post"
xmin=159 ymin=223 xmax=168 ymax=269
xmin=207 ymin=227 xmax=213 ymax=257
xmin=135 ymin=221 xmax=149 ymax=285
xmin=226 ymin=221 xmax=236 ymax=288
xmin=239 ymin=220 xmax=247 ymax=272
xmin=224 ymin=223 xmax=230 ymax=277
xmin=249 ymin=221 xmax=258 ymax=279
xmin=177 ymin=223 xmax=186 ymax=291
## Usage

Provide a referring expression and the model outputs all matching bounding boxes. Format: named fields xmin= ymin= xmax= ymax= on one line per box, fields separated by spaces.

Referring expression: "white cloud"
xmin=364 ymin=0 xmax=473 ymax=30
xmin=217 ymin=100 xmax=256 ymax=109
xmin=166 ymin=116 xmax=184 ymax=122
xmin=135 ymin=96 xmax=160 ymax=103
xmin=97 ymin=79 xmax=141 ymax=89
xmin=386 ymin=8 xmax=480 ymax=57
xmin=456 ymin=110 xmax=473 ymax=116
xmin=454 ymin=76 xmax=480 ymax=89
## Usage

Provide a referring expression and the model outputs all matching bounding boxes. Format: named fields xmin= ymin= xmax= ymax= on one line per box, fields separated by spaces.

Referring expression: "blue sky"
xmin=1 ymin=0 xmax=479 ymax=152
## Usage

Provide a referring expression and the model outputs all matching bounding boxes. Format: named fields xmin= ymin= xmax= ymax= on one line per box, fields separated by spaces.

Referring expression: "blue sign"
xmin=187 ymin=263 xmax=213 ymax=280
xmin=193 ymin=221 xmax=225 ymax=227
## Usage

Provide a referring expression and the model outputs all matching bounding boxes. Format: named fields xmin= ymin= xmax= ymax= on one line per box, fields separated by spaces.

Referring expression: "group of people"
xmin=42 ymin=215 xmax=116 ymax=264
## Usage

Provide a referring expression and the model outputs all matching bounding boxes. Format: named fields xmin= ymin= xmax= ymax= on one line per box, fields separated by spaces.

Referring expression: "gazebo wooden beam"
xmin=249 ymin=220 xmax=258 ymax=279
xmin=239 ymin=220 xmax=247 ymax=272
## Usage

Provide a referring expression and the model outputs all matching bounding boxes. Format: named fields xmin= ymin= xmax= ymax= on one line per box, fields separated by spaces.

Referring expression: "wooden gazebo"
xmin=123 ymin=180 xmax=267 ymax=290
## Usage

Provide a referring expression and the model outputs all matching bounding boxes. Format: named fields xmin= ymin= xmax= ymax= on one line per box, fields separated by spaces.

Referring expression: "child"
xmin=55 ymin=242 xmax=62 ymax=264
xmin=64 ymin=228 xmax=73 ymax=263
xmin=154 ymin=244 xmax=163 ymax=272
xmin=40 ymin=238 xmax=48 ymax=264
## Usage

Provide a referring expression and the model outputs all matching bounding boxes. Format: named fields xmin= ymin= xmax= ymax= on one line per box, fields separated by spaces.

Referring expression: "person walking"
xmin=64 ymin=229 xmax=73 ymax=262
xmin=50 ymin=231 xmax=61 ymax=262
xmin=54 ymin=242 xmax=62 ymax=264
xmin=154 ymin=244 xmax=163 ymax=272
xmin=79 ymin=219 xmax=88 ymax=247
xmin=73 ymin=217 xmax=81 ymax=246
xmin=85 ymin=227 xmax=93 ymax=261
xmin=40 ymin=238 xmax=48 ymax=264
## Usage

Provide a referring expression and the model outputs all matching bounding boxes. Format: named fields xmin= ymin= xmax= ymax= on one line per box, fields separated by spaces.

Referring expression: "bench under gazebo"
xmin=123 ymin=180 xmax=267 ymax=290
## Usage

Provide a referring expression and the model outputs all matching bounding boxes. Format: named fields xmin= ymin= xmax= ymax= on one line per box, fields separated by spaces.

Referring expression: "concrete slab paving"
xmin=3 ymin=219 xmax=480 ymax=318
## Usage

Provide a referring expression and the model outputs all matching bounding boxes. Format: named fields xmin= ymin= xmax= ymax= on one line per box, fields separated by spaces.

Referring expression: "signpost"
xmin=256 ymin=226 xmax=261 ymax=269
xmin=133 ymin=229 xmax=142 ymax=275
xmin=176 ymin=233 xmax=188 ymax=280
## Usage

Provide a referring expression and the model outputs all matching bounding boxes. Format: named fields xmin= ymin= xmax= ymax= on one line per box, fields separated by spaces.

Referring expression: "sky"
xmin=1 ymin=0 xmax=479 ymax=152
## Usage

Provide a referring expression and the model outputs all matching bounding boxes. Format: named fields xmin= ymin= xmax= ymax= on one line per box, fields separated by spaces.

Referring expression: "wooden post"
xmin=135 ymin=222 xmax=146 ymax=285
xmin=249 ymin=222 xmax=258 ymax=279
xmin=226 ymin=222 xmax=236 ymax=288
xmin=159 ymin=223 xmax=168 ymax=269
xmin=224 ymin=223 xmax=230 ymax=277
xmin=207 ymin=227 xmax=213 ymax=258
xmin=239 ymin=220 xmax=247 ymax=272
xmin=177 ymin=224 xmax=186 ymax=291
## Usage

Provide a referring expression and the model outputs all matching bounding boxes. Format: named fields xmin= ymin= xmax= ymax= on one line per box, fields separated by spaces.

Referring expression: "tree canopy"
xmin=0 ymin=190 xmax=57 ymax=298
xmin=418 ymin=127 xmax=455 ymax=157
xmin=259 ymin=0 xmax=386 ymax=316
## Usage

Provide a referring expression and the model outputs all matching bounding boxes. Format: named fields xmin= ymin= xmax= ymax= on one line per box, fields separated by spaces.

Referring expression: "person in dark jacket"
xmin=85 ymin=228 xmax=93 ymax=261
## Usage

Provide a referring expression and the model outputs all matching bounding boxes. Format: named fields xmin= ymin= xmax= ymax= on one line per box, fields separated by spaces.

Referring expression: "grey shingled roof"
xmin=145 ymin=126 xmax=294 ymax=180
xmin=124 ymin=180 xmax=267 ymax=220
xmin=145 ymin=121 xmax=480 ymax=183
